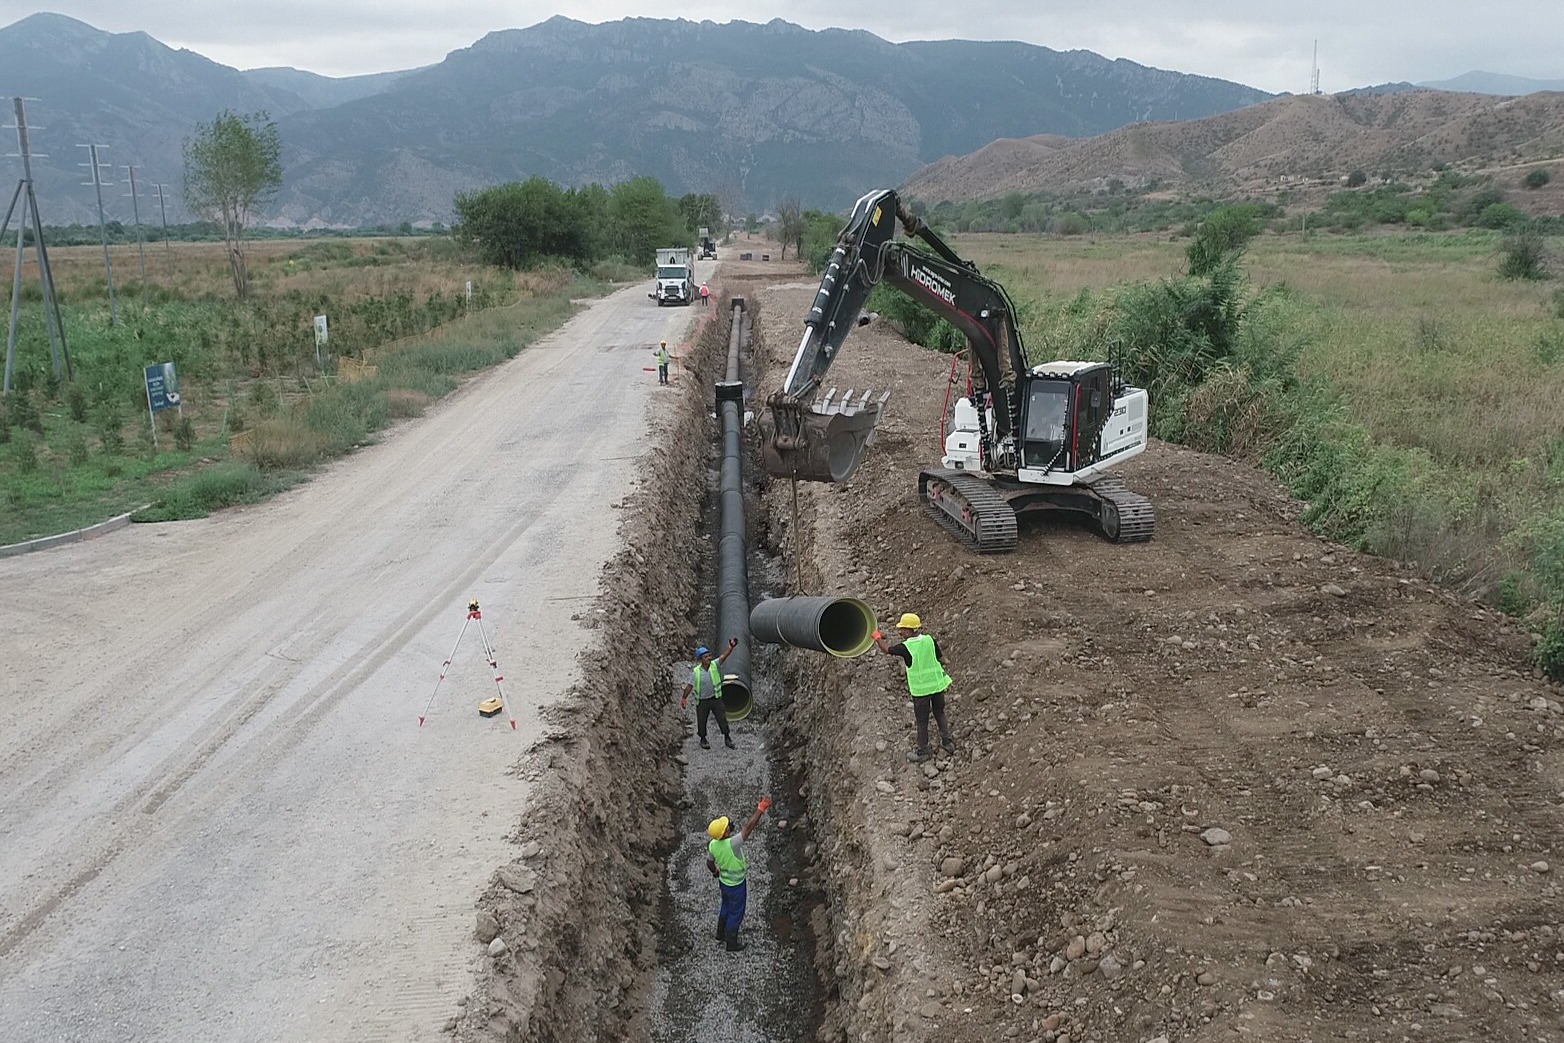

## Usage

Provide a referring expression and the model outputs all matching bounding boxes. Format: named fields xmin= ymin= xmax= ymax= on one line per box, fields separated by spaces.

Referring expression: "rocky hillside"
xmin=902 ymin=90 xmax=1564 ymax=202
xmin=0 ymin=12 xmax=1271 ymax=226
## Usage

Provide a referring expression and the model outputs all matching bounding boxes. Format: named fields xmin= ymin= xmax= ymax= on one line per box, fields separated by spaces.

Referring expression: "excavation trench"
xmin=456 ymin=291 xmax=859 ymax=1043
xmin=649 ymin=296 xmax=826 ymax=1043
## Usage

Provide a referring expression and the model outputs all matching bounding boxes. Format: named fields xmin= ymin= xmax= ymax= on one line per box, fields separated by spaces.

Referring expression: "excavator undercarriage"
xmin=918 ymin=469 xmax=1156 ymax=555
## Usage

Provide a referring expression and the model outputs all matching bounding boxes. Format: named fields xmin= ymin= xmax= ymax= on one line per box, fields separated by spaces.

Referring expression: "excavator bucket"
xmin=761 ymin=387 xmax=890 ymax=483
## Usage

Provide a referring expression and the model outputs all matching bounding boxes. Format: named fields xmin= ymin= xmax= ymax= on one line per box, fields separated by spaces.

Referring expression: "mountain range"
xmin=902 ymin=90 xmax=1564 ymax=205
xmin=1 ymin=13 xmax=1558 ymax=228
xmin=0 ymin=12 xmax=1273 ymax=226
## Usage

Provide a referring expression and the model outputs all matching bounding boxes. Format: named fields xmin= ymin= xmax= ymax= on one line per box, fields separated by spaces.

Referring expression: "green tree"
xmin=1186 ymin=205 xmax=1263 ymax=277
xmin=677 ymin=193 xmax=722 ymax=236
xmin=607 ymin=177 xmax=685 ymax=265
xmin=453 ymin=178 xmax=592 ymax=269
xmin=776 ymin=197 xmax=803 ymax=260
xmin=182 ymin=111 xmax=282 ymax=300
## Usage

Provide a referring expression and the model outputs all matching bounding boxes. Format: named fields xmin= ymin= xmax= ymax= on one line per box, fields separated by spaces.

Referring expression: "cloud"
xmin=1 ymin=0 xmax=1558 ymax=90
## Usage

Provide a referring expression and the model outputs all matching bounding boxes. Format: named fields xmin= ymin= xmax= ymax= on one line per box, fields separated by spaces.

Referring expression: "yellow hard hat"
xmin=896 ymin=613 xmax=922 ymax=630
xmin=707 ymin=817 xmax=730 ymax=840
xmin=660 ymin=340 xmax=668 ymax=347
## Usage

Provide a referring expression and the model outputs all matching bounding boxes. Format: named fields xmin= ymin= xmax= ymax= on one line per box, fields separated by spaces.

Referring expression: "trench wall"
xmin=456 ymin=296 xmax=732 ymax=1043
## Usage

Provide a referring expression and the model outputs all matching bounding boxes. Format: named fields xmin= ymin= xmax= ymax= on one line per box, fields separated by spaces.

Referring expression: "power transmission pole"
xmin=78 ymin=142 xmax=117 ymax=324
xmin=152 ymin=182 xmax=173 ymax=262
xmin=123 ymin=164 xmax=150 ymax=308
xmin=4 ymin=97 xmax=70 ymax=392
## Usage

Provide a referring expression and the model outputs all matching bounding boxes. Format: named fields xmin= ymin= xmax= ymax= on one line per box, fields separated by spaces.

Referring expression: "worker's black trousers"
xmin=912 ymin=691 xmax=953 ymax=751
xmin=658 ymin=364 xmax=669 ymax=385
xmin=696 ymin=698 xmax=731 ymax=741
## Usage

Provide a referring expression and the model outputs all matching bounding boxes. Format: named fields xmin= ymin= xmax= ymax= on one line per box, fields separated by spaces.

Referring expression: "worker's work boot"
xmin=725 ymin=932 xmax=745 ymax=952
xmin=941 ymin=736 xmax=957 ymax=754
xmin=724 ymin=736 xmax=737 ymax=750
xmin=700 ymin=737 xmax=710 ymax=750
xmin=907 ymin=747 xmax=931 ymax=764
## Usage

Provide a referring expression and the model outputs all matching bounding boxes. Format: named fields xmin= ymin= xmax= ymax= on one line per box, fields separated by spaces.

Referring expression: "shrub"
xmin=385 ymin=389 xmax=432 ymax=418
xmin=10 ymin=390 xmax=44 ymax=435
xmin=94 ymin=401 xmax=124 ymax=455
xmin=1186 ymin=205 xmax=1263 ymax=277
xmin=65 ymin=382 xmax=88 ymax=422
xmin=1497 ymin=229 xmax=1548 ymax=280
xmin=174 ymin=416 xmax=197 ymax=451
xmin=12 ymin=430 xmax=40 ymax=473
xmin=1524 ymin=169 xmax=1552 ymax=190
xmin=64 ymin=428 xmax=90 ymax=465
xmin=1479 ymin=202 xmax=1529 ymax=230
xmin=1540 ymin=619 xmax=1564 ymax=682
xmin=133 ymin=462 xmax=275 ymax=521
xmin=1346 ymin=170 xmax=1368 ymax=187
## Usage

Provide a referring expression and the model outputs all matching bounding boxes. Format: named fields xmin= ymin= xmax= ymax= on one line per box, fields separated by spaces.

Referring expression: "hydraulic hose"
xmin=749 ymin=596 xmax=876 ymax=658
xmin=714 ymin=298 xmax=753 ymax=719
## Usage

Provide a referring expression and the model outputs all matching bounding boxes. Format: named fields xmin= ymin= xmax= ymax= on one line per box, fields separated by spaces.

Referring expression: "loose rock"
xmin=940 ymin=856 xmax=966 ymax=877
xmin=488 ymin=937 xmax=508 ymax=957
xmin=1200 ymin=827 xmax=1232 ymax=846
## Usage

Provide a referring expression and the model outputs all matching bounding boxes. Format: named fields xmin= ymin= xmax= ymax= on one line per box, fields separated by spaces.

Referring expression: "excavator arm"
xmin=762 ymin=188 xmax=1030 ymax=482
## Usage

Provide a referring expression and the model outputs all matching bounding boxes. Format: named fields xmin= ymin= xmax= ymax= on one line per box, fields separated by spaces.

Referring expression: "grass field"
xmin=0 ymin=238 xmax=627 ymax=545
xmin=948 ymin=228 xmax=1564 ymax=671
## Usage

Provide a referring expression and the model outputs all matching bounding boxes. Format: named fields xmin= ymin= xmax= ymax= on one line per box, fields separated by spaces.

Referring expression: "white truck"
xmin=698 ymin=227 xmax=717 ymax=259
xmin=650 ymin=247 xmax=694 ymax=306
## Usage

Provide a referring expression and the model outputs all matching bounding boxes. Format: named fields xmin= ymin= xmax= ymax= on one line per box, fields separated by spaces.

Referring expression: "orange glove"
xmin=680 ymin=697 xmax=688 ymax=709
xmin=757 ymin=797 xmax=772 ymax=813
xmin=872 ymin=630 xmax=882 ymax=641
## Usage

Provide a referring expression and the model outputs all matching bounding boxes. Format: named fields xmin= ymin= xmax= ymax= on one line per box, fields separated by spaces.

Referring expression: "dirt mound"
xmin=751 ymin=282 xmax=1564 ymax=1043
xmin=901 ymin=90 xmax=1564 ymax=201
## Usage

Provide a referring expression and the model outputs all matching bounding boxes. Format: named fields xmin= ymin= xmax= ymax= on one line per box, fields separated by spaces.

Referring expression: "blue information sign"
xmin=144 ymin=362 xmax=180 ymax=414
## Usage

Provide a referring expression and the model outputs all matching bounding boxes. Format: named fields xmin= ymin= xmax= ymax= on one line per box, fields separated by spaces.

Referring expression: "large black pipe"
xmin=714 ymin=298 xmax=753 ymax=719
xmin=750 ymin=596 xmax=877 ymax=658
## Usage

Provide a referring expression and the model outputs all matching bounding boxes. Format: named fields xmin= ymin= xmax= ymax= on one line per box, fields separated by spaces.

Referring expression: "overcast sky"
xmin=4 ymin=1 xmax=1560 ymax=94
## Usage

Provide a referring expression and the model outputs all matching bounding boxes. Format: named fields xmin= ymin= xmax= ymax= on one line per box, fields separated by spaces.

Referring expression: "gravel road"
xmin=0 ymin=273 xmax=709 ymax=1043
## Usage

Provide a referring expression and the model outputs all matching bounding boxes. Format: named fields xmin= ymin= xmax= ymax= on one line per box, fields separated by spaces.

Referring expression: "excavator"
xmin=760 ymin=188 xmax=1154 ymax=554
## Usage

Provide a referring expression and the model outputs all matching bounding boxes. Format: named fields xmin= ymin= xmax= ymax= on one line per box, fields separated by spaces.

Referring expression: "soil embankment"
xmin=751 ymin=281 xmax=1564 ymax=1043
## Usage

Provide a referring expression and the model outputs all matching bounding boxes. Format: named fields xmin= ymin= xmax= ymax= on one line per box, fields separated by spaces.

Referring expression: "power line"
xmin=123 ymin=164 xmax=150 ymax=308
xmin=4 ymin=97 xmax=70 ymax=392
xmin=78 ymin=142 xmax=118 ymax=324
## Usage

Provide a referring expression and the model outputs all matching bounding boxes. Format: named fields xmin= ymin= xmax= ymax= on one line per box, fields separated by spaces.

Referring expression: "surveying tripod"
xmin=419 ymin=600 xmax=516 ymax=729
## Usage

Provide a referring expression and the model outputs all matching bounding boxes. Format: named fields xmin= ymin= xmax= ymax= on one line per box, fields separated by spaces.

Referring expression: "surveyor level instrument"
xmin=419 ymin=600 xmax=516 ymax=729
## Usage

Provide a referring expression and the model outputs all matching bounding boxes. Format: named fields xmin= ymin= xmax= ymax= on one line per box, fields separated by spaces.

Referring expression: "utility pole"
xmin=123 ymin=164 xmax=150 ymax=308
xmin=152 ymin=182 xmax=173 ymax=262
xmin=1311 ymin=41 xmax=1322 ymax=96
xmin=78 ymin=142 xmax=117 ymax=324
xmin=4 ymin=97 xmax=70 ymax=392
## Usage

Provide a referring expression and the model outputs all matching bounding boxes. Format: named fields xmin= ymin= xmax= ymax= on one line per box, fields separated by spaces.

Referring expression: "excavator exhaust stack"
xmin=761 ymin=387 xmax=889 ymax=483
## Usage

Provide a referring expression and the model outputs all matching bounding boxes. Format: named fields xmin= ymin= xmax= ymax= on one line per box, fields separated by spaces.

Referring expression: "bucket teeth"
xmin=761 ymin=390 xmax=890 ymax=483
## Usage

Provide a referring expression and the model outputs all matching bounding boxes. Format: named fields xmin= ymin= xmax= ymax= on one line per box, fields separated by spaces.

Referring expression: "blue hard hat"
xmin=695 ymin=646 xmax=711 ymax=658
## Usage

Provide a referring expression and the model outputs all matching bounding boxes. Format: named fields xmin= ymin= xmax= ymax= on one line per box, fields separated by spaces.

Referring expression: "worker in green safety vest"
xmin=680 ymin=638 xmax=739 ymax=750
xmin=873 ymin=612 xmax=957 ymax=763
xmin=705 ymin=797 xmax=771 ymax=951
xmin=655 ymin=341 xmax=670 ymax=385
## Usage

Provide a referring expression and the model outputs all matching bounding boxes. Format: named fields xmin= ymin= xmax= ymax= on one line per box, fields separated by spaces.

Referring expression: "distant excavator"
xmin=760 ymin=189 xmax=1155 ymax=554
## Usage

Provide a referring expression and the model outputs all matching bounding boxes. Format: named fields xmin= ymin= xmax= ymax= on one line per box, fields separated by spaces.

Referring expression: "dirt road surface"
xmin=753 ymin=283 xmax=1564 ymax=1043
xmin=0 ymin=274 xmax=709 ymax=1042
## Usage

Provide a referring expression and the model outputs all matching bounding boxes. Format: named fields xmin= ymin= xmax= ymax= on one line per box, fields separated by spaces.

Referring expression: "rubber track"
xmin=1091 ymin=474 xmax=1156 ymax=543
xmin=919 ymin=469 xmax=1019 ymax=554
